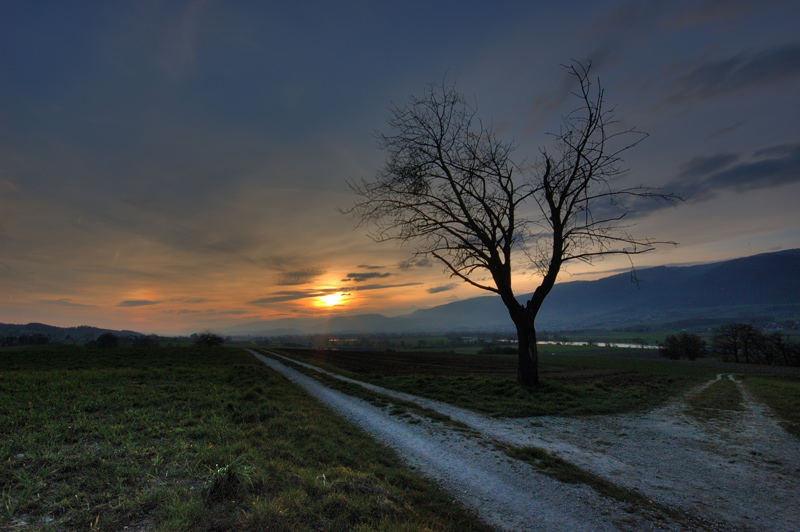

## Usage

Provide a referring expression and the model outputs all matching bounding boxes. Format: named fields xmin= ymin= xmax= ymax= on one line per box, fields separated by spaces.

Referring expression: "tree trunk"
xmin=516 ymin=320 xmax=539 ymax=386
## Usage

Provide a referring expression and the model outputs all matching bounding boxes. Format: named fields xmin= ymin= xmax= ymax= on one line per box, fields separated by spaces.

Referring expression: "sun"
xmin=318 ymin=292 xmax=345 ymax=307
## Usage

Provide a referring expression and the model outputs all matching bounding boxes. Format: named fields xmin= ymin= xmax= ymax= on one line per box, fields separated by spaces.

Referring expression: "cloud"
xmin=342 ymin=272 xmax=391 ymax=282
xmin=356 ymin=264 xmax=384 ymax=270
xmin=670 ymin=42 xmax=800 ymax=101
xmin=249 ymin=290 xmax=334 ymax=305
xmin=350 ymin=283 xmax=421 ymax=292
xmin=704 ymin=144 xmax=800 ymax=191
xmin=398 ymin=257 xmax=432 ymax=270
xmin=249 ymin=282 xmax=423 ymax=306
xmin=667 ymin=143 xmax=800 ymax=204
xmin=118 ymin=299 xmax=160 ymax=307
xmin=622 ymin=143 xmax=800 ymax=219
xmin=427 ymin=284 xmax=457 ymax=294
xmin=39 ymin=298 xmax=94 ymax=308
xmin=678 ymin=154 xmax=739 ymax=178
xmin=277 ymin=268 xmax=324 ymax=286
xmin=165 ymin=308 xmax=252 ymax=316
xmin=180 ymin=297 xmax=213 ymax=303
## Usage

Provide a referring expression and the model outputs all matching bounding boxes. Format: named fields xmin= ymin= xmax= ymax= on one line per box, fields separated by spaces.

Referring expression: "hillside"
xmin=0 ymin=323 xmax=142 ymax=342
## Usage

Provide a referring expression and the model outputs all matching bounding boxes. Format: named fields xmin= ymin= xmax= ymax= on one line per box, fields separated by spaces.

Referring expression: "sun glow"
xmin=318 ymin=292 xmax=345 ymax=307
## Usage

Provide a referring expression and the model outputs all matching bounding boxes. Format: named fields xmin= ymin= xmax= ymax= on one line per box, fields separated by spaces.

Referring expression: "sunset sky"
xmin=2 ymin=1 xmax=799 ymax=334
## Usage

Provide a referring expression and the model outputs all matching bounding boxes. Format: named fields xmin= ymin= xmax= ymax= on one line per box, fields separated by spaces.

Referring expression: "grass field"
xmin=0 ymin=346 xmax=490 ymax=531
xmin=686 ymin=377 xmax=744 ymax=420
xmin=269 ymin=347 xmax=720 ymax=417
xmin=741 ymin=376 xmax=800 ymax=437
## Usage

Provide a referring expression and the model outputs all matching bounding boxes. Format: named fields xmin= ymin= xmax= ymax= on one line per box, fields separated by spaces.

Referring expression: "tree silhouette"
xmin=660 ymin=332 xmax=706 ymax=360
xmin=349 ymin=62 xmax=675 ymax=386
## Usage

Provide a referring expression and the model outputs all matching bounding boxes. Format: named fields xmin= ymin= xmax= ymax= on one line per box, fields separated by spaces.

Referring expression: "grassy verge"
xmin=272 ymin=348 xmax=717 ymax=417
xmin=741 ymin=376 xmax=800 ymax=437
xmin=686 ymin=377 xmax=744 ymax=420
xmin=0 ymin=346 xmax=490 ymax=531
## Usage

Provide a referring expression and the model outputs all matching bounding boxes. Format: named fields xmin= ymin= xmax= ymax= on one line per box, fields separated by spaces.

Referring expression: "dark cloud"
xmin=249 ymin=290 xmax=335 ymax=305
xmin=704 ymin=144 xmax=800 ymax=192
xmin=342 ymin=272 xmax=391 ymax=282
xmin=351 ymin=283 xmax=421 ymax=292
xmin=180 ymin=297 xmax=212 ymax=304
xmin=427 ymin=284 xmax=457 ymax=294
xmin=671 ymin=42 xmax=800 ymax=101
xmin=118 ymin=299 xmax=160 ymax=307
xmin=249 ymin=282 xmax=423 ymax=306
xmin=679 ymin=154 xmax=739 ymax=178
xmin=621 ymin=143 xmax=800 ymax=219
xmin=668 ymin=143 xmax=800 ymax=204
xmin=277 ymin=268 xmax=324 ymax=286
xmin=754 ymin=143 xmax=798 ymax=158
xmin=398 ymin=257 xmax=432 ymax=270
xmin=356 ymin=264 xmax=384 ymax=270
xmin=39 ymin=298 xmax=93 ymax=308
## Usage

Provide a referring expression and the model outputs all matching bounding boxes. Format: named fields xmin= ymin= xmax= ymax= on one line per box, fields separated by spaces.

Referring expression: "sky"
xmin=1 ymin=0 xmax=799 ymax=334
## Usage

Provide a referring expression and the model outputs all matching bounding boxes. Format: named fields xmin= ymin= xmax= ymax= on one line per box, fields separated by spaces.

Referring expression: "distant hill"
xmin=0 ymin=322 xmax=143 ymax=342
xmin=229 ymin=249 xmax=800 ymax=335
xmin=408 ymin=248 xmax=800 ymax=331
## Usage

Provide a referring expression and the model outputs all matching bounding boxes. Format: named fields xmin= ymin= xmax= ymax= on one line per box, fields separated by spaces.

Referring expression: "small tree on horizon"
xmin=195 ymin=332 xmax=225 ymax=347
xmin=348 ymin=62 xmax=676 ymax=386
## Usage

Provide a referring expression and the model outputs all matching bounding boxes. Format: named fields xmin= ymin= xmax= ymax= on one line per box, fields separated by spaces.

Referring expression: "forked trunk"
xmin=516 ymin=321 xmax=539 ymax=386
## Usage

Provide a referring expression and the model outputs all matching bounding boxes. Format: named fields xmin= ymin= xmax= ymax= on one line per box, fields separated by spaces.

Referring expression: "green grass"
xmin=741 ymin=376 xmax=800 ymax=437
xmin=0 ymin=346 xmax=490 ymax=531
xmin=686 ymin=377 xmax=744 ymax=420
xmin=272 ymin=348 xmax=718 ymax=417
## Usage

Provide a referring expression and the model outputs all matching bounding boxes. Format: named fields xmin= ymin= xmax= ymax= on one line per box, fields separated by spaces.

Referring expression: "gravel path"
xmin=249 ymin=350 xmax=676 ymax=531
xmin=259 ymin=350 xmax=800 ymax=531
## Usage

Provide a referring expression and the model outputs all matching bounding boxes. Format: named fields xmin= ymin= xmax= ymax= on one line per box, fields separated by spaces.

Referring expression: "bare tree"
xmin=348 ymin=62 xmax=675 ymax=386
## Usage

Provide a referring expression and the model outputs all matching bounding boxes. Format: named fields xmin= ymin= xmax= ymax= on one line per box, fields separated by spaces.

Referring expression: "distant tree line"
xmin=1 ymin=333 xmax=50 ymax=347
xmin=660 ymin=323 xmax=800 ymax=366
xmin=712 ymin=323 xmax=799 ymax=366
xmin=84 ymin=333 xmax=161 ymax=349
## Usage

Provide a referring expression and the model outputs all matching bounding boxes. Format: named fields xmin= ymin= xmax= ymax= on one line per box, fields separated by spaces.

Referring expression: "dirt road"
xmin=252 ymin=349 xmax=800 ymax=530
